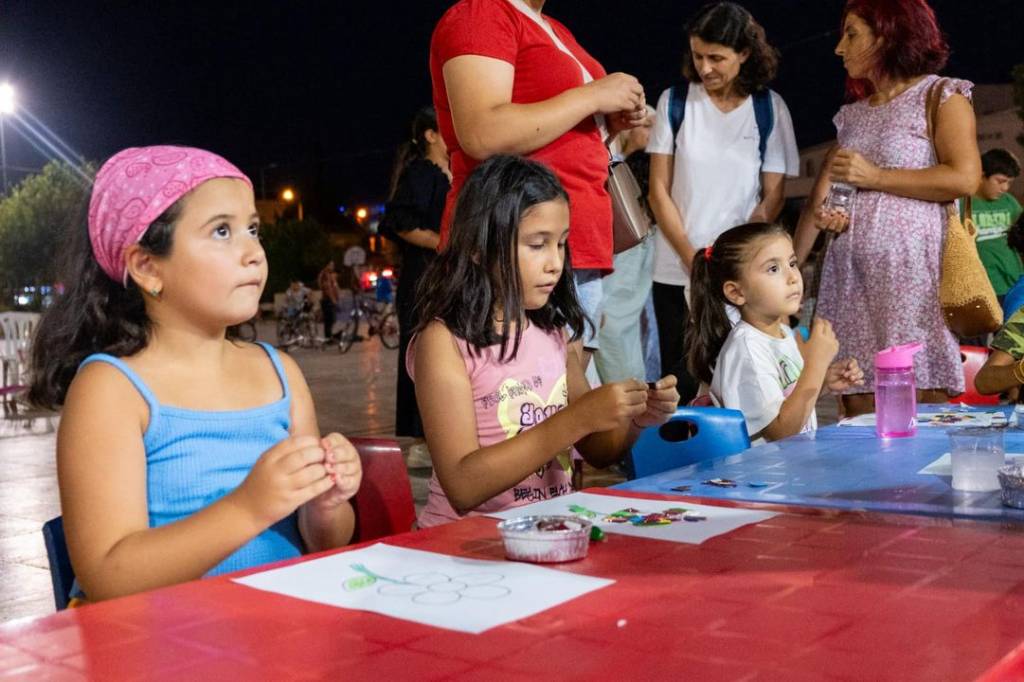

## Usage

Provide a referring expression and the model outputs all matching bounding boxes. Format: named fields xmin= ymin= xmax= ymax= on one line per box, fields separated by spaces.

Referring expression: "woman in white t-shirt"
xmin=647 ymin=2 xmax=799 ymax=402
xmin=687 ymin=222 xmax=863 ymax=443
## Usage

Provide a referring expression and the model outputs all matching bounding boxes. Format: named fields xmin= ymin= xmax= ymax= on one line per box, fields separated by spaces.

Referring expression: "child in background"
xmin=967 ymin=149 xmax=1022 ymax=303
xmin=410 ymin=155 xmax=679 ymax=526
xmin=29 ymin=146 xmax=362 ymax=602
xmin=687 ymin=222 xmax=863 ymax=443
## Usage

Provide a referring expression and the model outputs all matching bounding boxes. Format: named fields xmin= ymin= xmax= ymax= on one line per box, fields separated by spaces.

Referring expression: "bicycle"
xmin=231 ymin=315 xmax=259 ymax=343
xmin=336 ymin=293 xmax=399 ymax=353
xmin=276 ymin=306 xmax=321 ymax=351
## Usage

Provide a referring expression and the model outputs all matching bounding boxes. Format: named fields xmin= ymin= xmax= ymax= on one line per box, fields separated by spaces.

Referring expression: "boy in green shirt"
xmin=967 ymin=149 xmax=1022 ymax=298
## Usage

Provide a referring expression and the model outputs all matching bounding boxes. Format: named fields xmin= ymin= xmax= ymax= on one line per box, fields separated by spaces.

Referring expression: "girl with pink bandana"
xmin=29 ymin=146 xmax=362 ymax=602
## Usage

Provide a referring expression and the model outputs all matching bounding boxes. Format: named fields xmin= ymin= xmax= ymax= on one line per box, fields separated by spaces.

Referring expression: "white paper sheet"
xmin=488 ymin=492 xmax=776 ymax=545
xmin=839 ymin=411 xmax=1004 ymax=428
xmin=917 ymin=452 xmax=1024 ymax=476
xmin=233 ymin=543 xmax=613 ymax=634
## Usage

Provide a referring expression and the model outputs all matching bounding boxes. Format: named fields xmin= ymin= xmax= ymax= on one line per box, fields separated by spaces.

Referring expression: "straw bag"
xmin=608 ymin=160 xmax=651 ymax=253
xmin=927 ymin=79 xmax=1002 ymax=338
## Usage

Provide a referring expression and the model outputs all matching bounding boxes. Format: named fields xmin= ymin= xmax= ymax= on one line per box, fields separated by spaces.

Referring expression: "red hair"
xmin=842 ymin=0 xmax=949 ymax=100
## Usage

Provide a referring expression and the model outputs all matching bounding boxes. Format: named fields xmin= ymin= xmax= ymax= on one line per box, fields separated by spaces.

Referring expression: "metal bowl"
xmin=997 ymin=464 xmax=1024 ymax=509
xmin=496 ymin=515 xmax=592 ymax=563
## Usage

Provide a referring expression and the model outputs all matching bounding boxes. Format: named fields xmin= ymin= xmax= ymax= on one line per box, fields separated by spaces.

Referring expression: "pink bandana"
xmin=88 ymin=145 xmax=252 ymax=284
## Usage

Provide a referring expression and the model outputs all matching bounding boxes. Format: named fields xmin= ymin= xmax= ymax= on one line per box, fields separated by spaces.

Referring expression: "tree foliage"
xmin=259 ymin=218 xmax=344 ymax=299
xmin=0 ymin=161 xmax=94 ymax=303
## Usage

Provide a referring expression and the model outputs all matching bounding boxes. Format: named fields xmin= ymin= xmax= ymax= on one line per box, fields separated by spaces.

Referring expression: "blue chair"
xmin=625 ymin=407 xmax=751 ymax=479
xmin=42 ymin=516 xmax=74 ymax=610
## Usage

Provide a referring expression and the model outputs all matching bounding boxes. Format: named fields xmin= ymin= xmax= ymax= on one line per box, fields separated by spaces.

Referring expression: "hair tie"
xmin=704 ymin=246 xmax=713 ymax=262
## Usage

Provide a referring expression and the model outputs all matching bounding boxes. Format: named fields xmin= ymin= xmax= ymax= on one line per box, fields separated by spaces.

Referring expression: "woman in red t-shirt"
xmin=430 ymin=0 xmax=646 ymax=359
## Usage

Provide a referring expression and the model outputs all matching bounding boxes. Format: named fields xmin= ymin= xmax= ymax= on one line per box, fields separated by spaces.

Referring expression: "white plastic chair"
xmin=0 ymin=312 xmax=39 ymax=390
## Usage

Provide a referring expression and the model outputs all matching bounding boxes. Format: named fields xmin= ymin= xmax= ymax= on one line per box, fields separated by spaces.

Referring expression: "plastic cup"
xmin=949 ymin=427 xmax=1005 ymax=492
xmin=823 ymin=182 xmax=856 ymax=216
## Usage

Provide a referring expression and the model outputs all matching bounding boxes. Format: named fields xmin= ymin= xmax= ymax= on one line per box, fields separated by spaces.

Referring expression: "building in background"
xmin=786 ymin=84 xmax=1023 ymax=204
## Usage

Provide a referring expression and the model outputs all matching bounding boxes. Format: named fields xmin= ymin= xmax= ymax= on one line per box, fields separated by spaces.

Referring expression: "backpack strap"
xmin=752 ymin=89 xmax=774 ymax=167
xmin=668 ymin=82 xmax=689 ymax=153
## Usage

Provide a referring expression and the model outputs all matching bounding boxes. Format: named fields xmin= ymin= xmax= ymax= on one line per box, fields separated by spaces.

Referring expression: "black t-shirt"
xmin=384 ymin=158 xmax=450 ymax=304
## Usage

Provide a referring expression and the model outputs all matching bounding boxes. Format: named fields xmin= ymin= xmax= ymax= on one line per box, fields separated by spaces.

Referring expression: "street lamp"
xmin=0 ymin=83 xmax=14 ymax=194
xmin=281 ymin=187 xmax=303 ymax=221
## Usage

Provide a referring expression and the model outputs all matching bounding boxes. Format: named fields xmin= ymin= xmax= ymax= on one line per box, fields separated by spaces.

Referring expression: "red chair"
xmin=950 ymin=345 xmax=1000 ymax=406
xmin=349 ymin=437 xmax=416 ymax=541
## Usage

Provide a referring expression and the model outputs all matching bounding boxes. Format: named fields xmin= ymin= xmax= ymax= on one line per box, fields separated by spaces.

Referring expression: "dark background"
xmin=1 ymin=0 xmax=1021 ymax=221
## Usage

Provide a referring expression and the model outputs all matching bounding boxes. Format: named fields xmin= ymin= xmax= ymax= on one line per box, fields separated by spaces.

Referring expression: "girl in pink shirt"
xmin=409 ymin=155 xmax=679 ymax=527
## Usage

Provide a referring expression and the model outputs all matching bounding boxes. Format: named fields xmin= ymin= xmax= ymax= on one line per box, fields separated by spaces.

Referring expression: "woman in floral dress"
xmin=794 ymin=0 xmax=981 ymax=416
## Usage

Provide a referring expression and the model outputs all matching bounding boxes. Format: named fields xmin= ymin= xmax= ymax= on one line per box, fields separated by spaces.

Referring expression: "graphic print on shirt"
xmin=486 ymin=373 xmax=571 ymax=502
xmin=778 ymin=356 xmax=801 ymax=397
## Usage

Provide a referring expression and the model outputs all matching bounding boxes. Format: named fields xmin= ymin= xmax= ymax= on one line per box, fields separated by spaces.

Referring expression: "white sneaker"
xmin=406 ymin=442 xmax=433 ymax=469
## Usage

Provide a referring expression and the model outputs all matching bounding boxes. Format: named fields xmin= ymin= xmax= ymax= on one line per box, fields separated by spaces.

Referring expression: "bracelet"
xmin=1013 ymin=358 xmax=1024 ymax=386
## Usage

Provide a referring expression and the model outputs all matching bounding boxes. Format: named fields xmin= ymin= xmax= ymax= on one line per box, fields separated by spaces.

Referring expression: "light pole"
xmin=0 ymin=83 xmax=14 ymax=194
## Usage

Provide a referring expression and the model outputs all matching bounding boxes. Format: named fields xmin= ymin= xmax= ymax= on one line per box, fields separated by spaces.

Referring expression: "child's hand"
xmin=632 ymin=375 xmax=680 ymax=428
xmin=574 ymin=379 xmax=649 ymax=433
xmin=804 ymin=317 xmax=840 ymax=370
xmin=232 ymin=435 xmax=335 ymax=527
xmin=308 ymin=433 xmax=363 ymax=511
xmin=826 ymin=358 xmax=865 ymax=393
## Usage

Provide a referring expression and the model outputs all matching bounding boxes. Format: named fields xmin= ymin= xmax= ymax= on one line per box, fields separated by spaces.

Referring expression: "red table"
xmin=4 ymin=489 xmax=1024 ymax=681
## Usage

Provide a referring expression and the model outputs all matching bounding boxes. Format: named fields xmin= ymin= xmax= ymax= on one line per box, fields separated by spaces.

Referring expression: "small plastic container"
xmin=823 ymin=182 xmax=857 ymax=217
xmin=998 ymin=463 xmax=1024 ymax=508
xmin=875 ymin=342 xmax=923 ymax=438
xmin=496 ymin=515 xmax=592 ymax=563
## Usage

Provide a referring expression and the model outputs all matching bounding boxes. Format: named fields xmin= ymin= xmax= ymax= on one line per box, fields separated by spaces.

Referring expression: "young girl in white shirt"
xmin=687 ymin=222 xmax=863 ymax=442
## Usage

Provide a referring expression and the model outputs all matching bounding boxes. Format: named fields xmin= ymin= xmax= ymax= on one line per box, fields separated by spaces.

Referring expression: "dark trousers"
xmin=652 ymin=281 xmax=699 ymax=405
xmin=321 ymin=299 xmax=336 ymax=339
xmin=394 ymin=289 xmax=424 ymax=438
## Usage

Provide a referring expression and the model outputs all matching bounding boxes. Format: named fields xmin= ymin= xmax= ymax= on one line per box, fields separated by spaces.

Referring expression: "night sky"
xmin=1 ymin=0 xmax=1022 ymax=221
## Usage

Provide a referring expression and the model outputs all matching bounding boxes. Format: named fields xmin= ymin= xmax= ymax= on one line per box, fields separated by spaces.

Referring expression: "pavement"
xmin=0 ymin=319 xmax=838 ymax=623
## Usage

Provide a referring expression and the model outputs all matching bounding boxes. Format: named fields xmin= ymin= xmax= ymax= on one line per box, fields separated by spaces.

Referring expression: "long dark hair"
xmin=687 ymin=221 xmax=789 ymax=385
xmin=413 ymin=155 xmax=586 ymax=361
xmin=681 ymin=2 xmax=779 ymax=97
xmin=28 ymin=202 xmax=181 ymax=409
xmin=388 ymin=106 xmax=438 ymax=200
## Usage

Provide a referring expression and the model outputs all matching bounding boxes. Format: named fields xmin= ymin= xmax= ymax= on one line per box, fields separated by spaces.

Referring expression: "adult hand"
xmin=825 ymin=358 xmax=865 ymax=393
xmin=231 ymin=435 xmax=335 ymax=527
xmin=829 ymin=148 xmax=880 ymax=189
xmin=812 ymin=206 xmax=851 ymax=234
xmin=607 ymin=105 xmax=648 ymax=136
xmin=585 ymin=73 xmax=644 ymax=116
xmin=572 ymin=378 xmax=648 ymax=433
xmin=804 ymin=317 xmax=840 ymax=371
xmin=632 ymin=375 xmax=680 ymax=428
xmin=307 ymin=433 xmax=363 ymax=512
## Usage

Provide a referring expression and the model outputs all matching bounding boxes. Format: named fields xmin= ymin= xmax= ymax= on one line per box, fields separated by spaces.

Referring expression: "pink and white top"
xmin=408 ymin=323 xmax=573 ymax=527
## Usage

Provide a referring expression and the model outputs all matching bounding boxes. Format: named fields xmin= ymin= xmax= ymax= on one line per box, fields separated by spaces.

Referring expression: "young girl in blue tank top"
xmin=29 ymin=146 xmax=363 ymax=602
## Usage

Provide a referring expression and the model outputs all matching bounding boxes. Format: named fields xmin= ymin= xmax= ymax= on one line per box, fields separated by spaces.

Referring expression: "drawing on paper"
xmin=568 ymin=503 xmax=707 ymax=525
xmin=343 ymin=564 xmax=511 ymax=605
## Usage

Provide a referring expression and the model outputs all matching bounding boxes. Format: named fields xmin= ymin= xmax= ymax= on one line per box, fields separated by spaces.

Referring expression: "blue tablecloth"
xmin=616 ymin=409 xmax=1024 ymax=521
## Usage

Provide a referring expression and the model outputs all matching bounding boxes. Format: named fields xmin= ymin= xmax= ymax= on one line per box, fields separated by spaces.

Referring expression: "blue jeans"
xmin=594 ymin=238 xmax=658 ymax=382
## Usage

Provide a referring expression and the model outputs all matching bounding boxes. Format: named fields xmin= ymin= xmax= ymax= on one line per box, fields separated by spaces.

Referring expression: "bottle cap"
xmin=875 ymin=342 xmax=923 ymax=370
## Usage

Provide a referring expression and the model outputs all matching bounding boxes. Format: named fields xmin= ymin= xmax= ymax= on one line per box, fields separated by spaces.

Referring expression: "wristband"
xmin=1014 ymin=358 xmax=1024 ymax=386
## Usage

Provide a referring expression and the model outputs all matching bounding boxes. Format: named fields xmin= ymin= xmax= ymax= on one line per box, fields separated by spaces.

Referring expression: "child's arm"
xmin=975 ymin=349 xmax=1021 ymax=396
xmin=279 ymin=353 xmax=359 ymax=552
xmin=760 ymin=318 xmax=837 ymax=441
xmin=58 ymin=364 xmax=335 ymax=601
xmin=416 ymin=322 xmax=648 ymax=513
xmin=566 ymin=342 xmax=680 ymax=466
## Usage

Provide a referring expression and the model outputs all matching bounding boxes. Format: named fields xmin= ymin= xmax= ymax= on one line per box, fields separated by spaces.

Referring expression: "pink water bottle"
xmin=875 ymin=342 xmax=923 ymax=438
